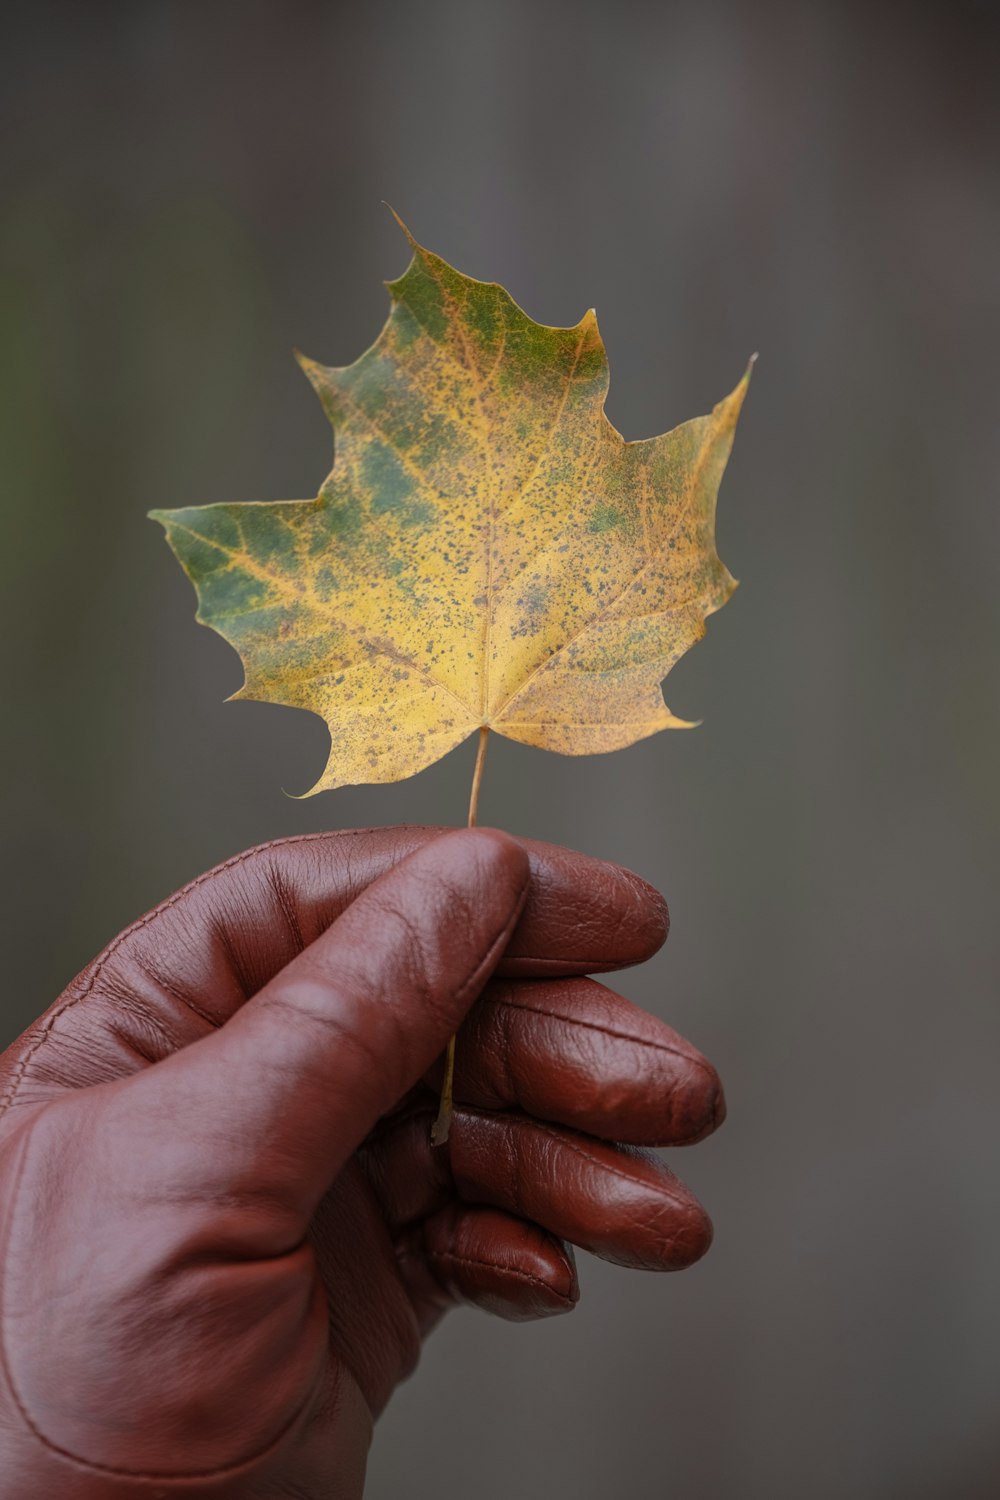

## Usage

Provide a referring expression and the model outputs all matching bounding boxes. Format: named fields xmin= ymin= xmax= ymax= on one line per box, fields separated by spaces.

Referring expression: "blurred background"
xmin=2 ymin=2 xmax=998 ymax=1495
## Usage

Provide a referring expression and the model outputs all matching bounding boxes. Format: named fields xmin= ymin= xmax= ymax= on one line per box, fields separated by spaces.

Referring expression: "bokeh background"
xmin=2 ymin=2 xmax=998 ymax=1495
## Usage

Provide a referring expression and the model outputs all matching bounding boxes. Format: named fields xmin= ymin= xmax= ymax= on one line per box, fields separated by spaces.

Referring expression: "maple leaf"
xmin=151 ymin=219 xmax=750 ymax=796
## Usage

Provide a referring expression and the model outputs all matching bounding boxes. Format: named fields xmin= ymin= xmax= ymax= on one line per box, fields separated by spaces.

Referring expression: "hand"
xmin=0 ymin=826 xmax=724 ymax=1499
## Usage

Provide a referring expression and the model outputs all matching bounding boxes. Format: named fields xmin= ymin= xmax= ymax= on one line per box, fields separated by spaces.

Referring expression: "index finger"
xmin=86 ymin=824 xmax=668 ymax=1007
xmin=2 ymin=827 xmax=668 ymax=1109
xmin=221 ymin=825 xmax=669 ymax=978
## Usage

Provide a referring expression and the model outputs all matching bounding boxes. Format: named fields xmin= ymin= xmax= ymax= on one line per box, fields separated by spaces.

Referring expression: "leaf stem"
xmin=467 ymin=725 xmax=490 ymax=828
xmin=431 ymin=727 xmax=491 ymax=1147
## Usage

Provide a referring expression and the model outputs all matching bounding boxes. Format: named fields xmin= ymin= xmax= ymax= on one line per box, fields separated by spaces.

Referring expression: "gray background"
xmin=2 ymin=2 xmax=998 ymax=1496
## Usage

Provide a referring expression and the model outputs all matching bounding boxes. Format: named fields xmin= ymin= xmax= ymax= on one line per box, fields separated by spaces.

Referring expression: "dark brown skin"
xmin=0 ymin=826 xmax=724 ymax=1498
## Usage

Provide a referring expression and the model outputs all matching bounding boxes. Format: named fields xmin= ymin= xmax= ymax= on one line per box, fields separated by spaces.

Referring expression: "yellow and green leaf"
xmin=151 ymin=219 xmax=750 ymax=793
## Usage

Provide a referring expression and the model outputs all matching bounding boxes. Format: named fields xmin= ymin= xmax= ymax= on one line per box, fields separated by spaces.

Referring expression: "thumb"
xmin=127 ymin=828 xmax=529 ymax=1223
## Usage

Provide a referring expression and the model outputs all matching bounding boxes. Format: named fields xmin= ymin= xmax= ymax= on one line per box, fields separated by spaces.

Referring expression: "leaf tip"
xmin=737 ymin=353 xmax=757 ymax=394
xmin=716 ymin=359 xmax=756 ymax=425
xmin=282 ymin=767 xmax=338 ymax=799
xmin=294 ymin=348 xmax=332 ymax=399
xmin=293 ymin=346 xmax=319 ymax=374
xmin=382 ymin=200 xmax=418 ymax=249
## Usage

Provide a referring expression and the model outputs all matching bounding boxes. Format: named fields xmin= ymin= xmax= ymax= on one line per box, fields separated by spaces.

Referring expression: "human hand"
xmin=0 ymin=826 xmax=724 ymax=1498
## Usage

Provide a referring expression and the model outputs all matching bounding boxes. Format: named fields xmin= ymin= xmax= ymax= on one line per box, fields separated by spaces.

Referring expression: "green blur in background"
xmin=2 ymin=3 xmax=998 ymax=1497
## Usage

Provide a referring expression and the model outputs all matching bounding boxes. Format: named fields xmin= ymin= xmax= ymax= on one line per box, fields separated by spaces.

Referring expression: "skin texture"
xmin=0 ymin=826 xmax=724 ymax=1498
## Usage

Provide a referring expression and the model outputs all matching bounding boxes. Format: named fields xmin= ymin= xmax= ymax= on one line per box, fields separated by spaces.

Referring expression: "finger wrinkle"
xmin=264 ymin=859 xmax=307 ymax=954
xmin=209 ymin=914 xmax=256 ymax=1002
xmin=429 ymin=1250 xmax=577 ymax=1309
xmin=101 ymin=1007 xmax=178 ymax=1070
xmin=469 ymin=1109 xmax=695 ymax=1213
xmin=502 ymin=955 xmax=647 ymax=973
xmin=255 ymin=989 xmax=393 ymax=1092
xmin=128 ymin=956 xmax=223 ymax=1034
xmin=485 ymin=994 xmax=697 ymax=1064
xmin=495 ymin=993 xmax=520 ymax=1104
xmin=452 ymin=879 xmax=532 ymax=1009
xmin=530 ymin=1125 xmax=691 ymax=1209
